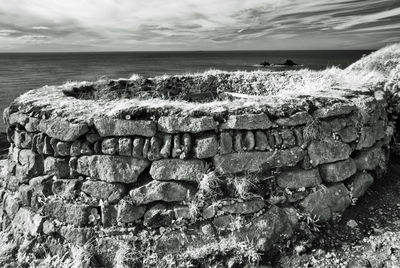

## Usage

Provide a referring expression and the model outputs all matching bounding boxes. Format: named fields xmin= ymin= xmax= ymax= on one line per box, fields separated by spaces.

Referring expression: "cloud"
xmin=0 ymin=0 xmax=398 ymax=51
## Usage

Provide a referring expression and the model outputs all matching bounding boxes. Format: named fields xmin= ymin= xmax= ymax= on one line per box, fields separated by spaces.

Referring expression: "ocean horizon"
xmin=0 ymin=49 xmax=373 ymax=132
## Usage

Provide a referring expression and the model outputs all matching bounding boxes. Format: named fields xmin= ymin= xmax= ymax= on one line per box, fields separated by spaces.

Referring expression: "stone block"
xmin=81 ymin=180 xmax=127 ymax=204
xmin=193 ymin=135 xmax=218 ymax=159
xmin=101 ymin=205 xmax=118 ymax=227
xmin=353 ymin=143 xmax=385 ymax=170
xmin=38 ymin=118 xmax=89 ymax=141
xmin=275 ymin=112 xmax=313 ymax=126
xmin=356 ymin=126 xmax=376 ymax=150
xmin=150 ymin=159 xmax=207 ymax=182
xmin=319 ymin=158 xmax=357 ymax=182
xmin=338 ymin=126 xmax=358 ymax=143
xmin=16 ymin=149 xmax=44 ymax=181
xmin=94 ymin=118 xmax=156 ymax=137
xmin=12 ymin=207 xmax=45 ymax=236
xmin=299 ymin=183 xmax=351 ymax=221
xmin=181 ymin=133 xmax=191 ymax=158
xmin=8 ymin=111 xmax=29 ymax=127
xmin=117 ymin=198 xmax=146 ymax=223
xmin=280 ymin=129 xmax=296 ymax=147
xmin=213 ymin=147 xmax=304 ymax=174
xmin=116 ymin=138 xmax=131 ymax=157
xmin=3 ymin=194 xmax=20 ymax=219
xmin=255 ymin=130 xmax=269 ymax=151
xmin=70 ymin=140 xmax=82 ymax=157
xmin=130 ymin=180 xmax=195 ymax=205
xmin=160 ymin=134 xmax=172 ymax=158
xmin=233 ymin=131 xmax=243 ymax=152
xmin=25 ymin=117 xmax=40 ymax=132
xmin=147 ymin=136 xmax=162 ymax=161
xmin=132 ymin=137 xmax=145 ymax=158
xmin=276 ymin=168 xmax=321 ymax=189
xmin=243 ymin=131 xmax=255 ymax=151
xmin=308 ymin=138 xmax=352 ymax=166
xmin=18 ymin=184 xmax=33 ymax=206
xmin=144 ymin=203 xmax=174 ymax=228
xmin=60 ymin=226 xmax=95 ymax=246
xmin=171 ymin=134 xmax=181 ymax=158
xmin=312 ymin=103 xmax=355 ymax=119
xmin=80 ymin=141 xmax=93 ymax=155
xmin=52 ymin=179 xmax=80 ymax=200
xmin=44 ymin=157 xmax=70 ymax=179
xmin=42 ymin=136 xmax=54 ymax=155
xmin=221 ymin=114 xmax=272 ymax=130
xmin=345 ymin=172 xmax=374 ymax=199
xmin=220 ymin=198 xmax=265 ymax=214
xmin=220 ymin=132 xmax=233 ymax=154
xmin=14 ymin=130 xmax=32 ymax=149
xmin=77 ymin=155 xmax=150 ymax=183
xmin=56 ymin=141 xmax=71 ymax=156
xmin=43 ymin=199 xmax=92 ymax=227
xmin=102 ymin=138 xmax=118 ymax=155
xmin=157 ymin=116 xmax=217 ymax=133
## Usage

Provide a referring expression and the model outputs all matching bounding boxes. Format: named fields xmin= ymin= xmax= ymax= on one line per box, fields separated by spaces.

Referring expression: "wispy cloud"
xmin=0 ymin=0 xmax=398 ymax=51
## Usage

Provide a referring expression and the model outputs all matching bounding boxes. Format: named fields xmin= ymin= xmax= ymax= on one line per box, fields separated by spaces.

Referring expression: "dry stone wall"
xmin=0 ymin=88 xmax=394 ymax=265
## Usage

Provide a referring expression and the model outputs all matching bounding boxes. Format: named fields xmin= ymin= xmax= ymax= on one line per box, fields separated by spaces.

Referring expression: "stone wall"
xmin=0 ymin=88 xmax=394 ymax=266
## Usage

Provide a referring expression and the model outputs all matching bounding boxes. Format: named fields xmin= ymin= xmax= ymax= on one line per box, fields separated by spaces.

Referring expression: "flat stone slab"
xmin=94 ymin=118 xmax=156 ymax=137
xmin=150 ymin=159 xmax=207 ymax=182
xmin=313 ymin=103 xmax=355 ymax=119
xmin=220 ymin=114 xmax=272 ymax=130
xmin=276 ymin=168 xmax=322 ymax=189
xmin=308 ymin=138 xmax=352 ymax=166
xmin=213 ymin=147 xmax=304 ymax=174
xmin=77 ymin=155 xmax=150 ymax=183
xmin=319 ymin=158 xmax=357 ymax=182
xmin=157 ymin=116 xmax=217 ymax=133
xmin=38 ymin=118 xmax=89 ymax=141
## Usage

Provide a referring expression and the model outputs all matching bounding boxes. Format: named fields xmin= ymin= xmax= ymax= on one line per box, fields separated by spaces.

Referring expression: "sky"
xmin=0 ymin=0 xmax=399 ymax=52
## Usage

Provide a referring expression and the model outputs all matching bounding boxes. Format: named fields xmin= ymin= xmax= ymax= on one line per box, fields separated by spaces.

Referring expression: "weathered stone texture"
xmin=356 ymin=126 xmax=377 ymax=150
xmin=144 ymin=203 xmax=174 ymax=227
xmin=219 ymin=132 xmax=233 ymax=154
xmin=193 ymin=135 xmax=218 ymax=158
xmin=275 ymin=111 xmax=312 ymax=126
xmin=16 ymin=149 xmax=44 ymax=180
xmin=213 ymin=147 xmax=304 ymax=174
xmin=102 ymin=138 xmax=118 ymax=155
xmin=81 ymin=181 xmax=127 ymax=204
xmin=338 ymin=126 xmax=358 ymax=143
xmin=255 ymin=130 xmax=269 ymax=151
xmin=157 ymin=116 xmax=217 ymax=133
xmin=354 ymin=143 xmax=385 ymax=170
xmin=77 ymin=155 xmax=150 ymax=183
xmin=117 ymin=198 xmax=146 ymax=223
xmin=150 ymin=159 xmax=206 ymax=182
xmin=276 ymin=168 xmax=322 ymax=189
xmin=319 ymin=158 xmax=357 ymax=182
xmin=43 ymin=199 xmax=92 ymax=226
xmin=44 ymin=157 xmax=70 ymax=178
xmin=38 ymin=118 xmax=89 ymax=141
xmin=220 ymin=198 xmax=265 ymax=215
xmin=130 ymin=181 xmax=194 ymax=205
xmin=299 ymin=183 xmax=351 ymax=221
xmin=95 ymin=118 xmax=156 ymax=137
xmin=52 ymin=179 xmax=80 ymax=199
xmin=346 ymin=172 xmax=374 ymax=198
xmin=12 ymin=207 xmax=45 ymax=236
xmin=308 ymin=138 xmax=352 ymax=166
xmin=221 ymin=114 xmax=272 ymax=130
xmin=313 ymin=103 xmax=355 ymax=119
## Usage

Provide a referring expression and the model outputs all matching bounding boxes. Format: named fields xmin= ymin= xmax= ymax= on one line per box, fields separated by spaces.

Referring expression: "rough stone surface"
xmin=213 ymin=147 xmax=304 ymax=174
xmin=147 ymin=136 xmax=162 ymax=161
xmin=132 ymin=137 xmax=144 ymax=158
xmin=150 ymin=159 xmax=206 ymax=182
xmin=4 ymin=194 xmax=20 ymax=219
xmin=221 ymin=114 xmax=272 ymax=130
xmin=356 ymin=126 xmax=377 ymax=150
xmin=275 ymin=112 xmax=313 ymax=126
xmin=299 ymin=183 xmax=351 ymax=221
xmin=43 ymin=199 xmax=92 ymax=227
xmin=346 ymin=172 xmax=374 ymax=198
xmin=118 ymin=138 xmax=133 ymax=156
xmin=243 ymin=131 xmax=255 ymax=151
xmin=56 ymin=141 xmax=70 ymax=156
xmin=157 ymin=116 xmax=217 ymax=133
xmin=308 ymin=138 xmax=352 ymax=166
xmin=52 ymin=179 xmax=80 ymax=200
xmin=354 ymin=143 xmax=385 ymax=170
xmin=14 ymin=131 xmax=32 ymax=149
xmin=38 ymin=118 xmax=89 ymax=141
xmin=44 ymin=157 xmax=70 ymax=179
xmin=160 ymin=134 xmax=172 ymax=158
xmin=174 ymin=206 xmax=192 ymax=219
xmin=77 ymin=155 xmax=150 ymax=183
xmin=16 ymin=149 xmax=44 ymax=180
xmin=70 ymin=140 xmax=82 ymax=157
xmin=101 ymin=205 xmax=117 ymax=227
xmin=280 ymin=129 xmax=296 ymax=147
xmin=81 ymin=181 xmax=127 ymax=204
xmin=193 ymin=135 xmax=218 ymax=159
xmin=130 ymin=180 xmax=194 ymax=205
xmin=255 ymin=130 xmax=269 ymax=151
xmin=220 ymin=132 xmax=233 ymax=154
xmin=95 ymin=118 xmax=156 ymax=137
xmin=313 ymin=103 xmax=355 ymax=119
xmin=276 ymin=168 xmax=322 ymax=189
xmin=143 ymin=203 xmax=174 ymax=227
xmin=12 ymin=207 xmax=45 ymax=236
xmin=220 ymin=198 xmax=265 ymax=214
xmin=102 ymin=138 xmax=118 ymax=155
xmin=338 ymin=126 xmax=358 ymax=143
xmin=319 ymin=158 xmax=357 ymax=182
xmin=60 ymin=226 xmax=96 ymax=246
xmin=117 ymin=198 xmax=146 ymax=223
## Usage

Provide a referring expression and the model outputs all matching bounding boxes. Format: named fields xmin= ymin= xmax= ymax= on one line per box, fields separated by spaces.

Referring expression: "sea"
xmin=0 ymin=50 xmax=373 ymax=132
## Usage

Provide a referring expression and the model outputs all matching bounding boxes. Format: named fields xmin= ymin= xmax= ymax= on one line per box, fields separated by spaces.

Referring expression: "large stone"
xmin=346 ymin=172 xmax=374 ymax=198
xmin=94 ymin=118 xmax=156 ymax=137
xmin=193 ymin=135 xmax=218 ymax=159
xmin=157 ymin=116 xmax=217 ymax=133
xmin=44 ymin=157 xmax=70 ymax=178
xmin=16 ymin=149 xmax=44 ymax=180
xmin=221 ymin=114 xmax=272 ymax=130
xmin=117 ymin=198 xmax=146 ymax=223
xmin=8 ymin=111 xmax=29 ymax=126
xmin=220 ymin=198 xmax=265 ymax=214
xmin=150 ymin=159 xmax=207 ymax=182
xmin=276 ymin=168 xmax=322 ymax=189
xmin=77 ymin=155 xmax=150 ymax=183
xmin=38 ymin=118 xmax=89 ymax=141
xmin=356 ymin=126 xmax=376 ymax=150
xmin=308 ymin=138 xmax=352 ymax=166
xmin=275 ymin=112 xmax=313 ymax=126
xmin=319 ymin=158 xmax=357 ymax=182
xmin=12 ymin=207 xmax=45 ymax=236
xmin=143 ymin=203 xmax=174 ymax=228
xmin=213 ymin=147 xmax=304 ymax=174
xmin=130 ymin=181 xmax=194 ymax=205
xmin=101 ymin=138 xmax=118 ymax=155
xmin=299 ymin=183 xmax=351 ymax=221
xmin=313 ymin=103 xmax=355 ymax=119
xmin=353 ymin=143 xmax=385 ymax=170
xmin=14 ymin=130 xmax=32 ymax=149
xmin=43 ymin=199 xmax=92 ymax=227
xmin=52 ymin=179 xmax=80 ymax=200
xmin=220 ymin=132 xmax=233 ymax=154
xmin=338 ymin=126 xmax=358 ymax=143
xmin=81 ymin=181 xmax=127 ymax=204
xmin=255 ymin=130 xmax=270 ymax=151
